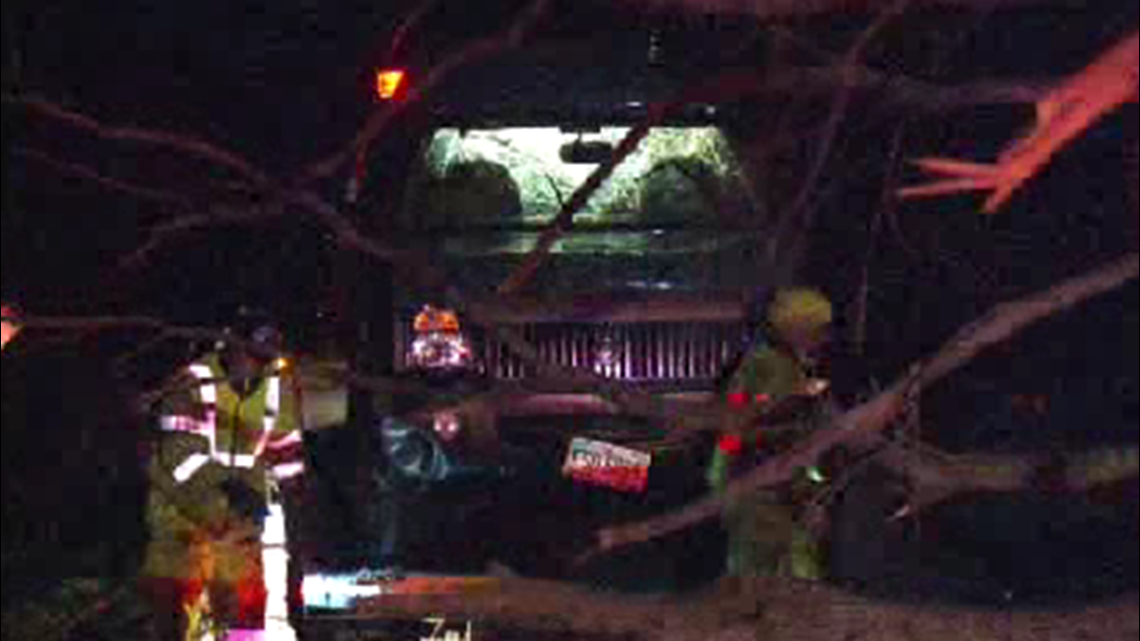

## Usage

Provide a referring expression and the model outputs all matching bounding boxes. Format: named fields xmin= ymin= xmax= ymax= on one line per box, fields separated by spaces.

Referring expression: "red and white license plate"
xmin=562 ymin=437 xmax=651 ymax=493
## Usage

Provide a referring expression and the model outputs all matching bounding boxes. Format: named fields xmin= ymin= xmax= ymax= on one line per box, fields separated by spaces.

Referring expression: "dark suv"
xmin=289 ymin=17 xmax=781 ymax=640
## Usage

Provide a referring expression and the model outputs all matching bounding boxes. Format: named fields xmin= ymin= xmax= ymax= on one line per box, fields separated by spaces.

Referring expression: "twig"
xmin=387 ymin=0 xmax=447 ymax=61
xmin=771 ymin=0 xmax=910 ymax=260
xmin=119 ymin=200 xmax=287 ymax=269
xmin=15 ymin=147 xmax=192 ymax=204
xmin=852 ymin=124 xmax=907 ymax=355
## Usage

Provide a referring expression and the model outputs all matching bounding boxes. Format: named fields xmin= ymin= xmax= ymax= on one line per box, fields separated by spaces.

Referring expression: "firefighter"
xmin=139 ymin=309 xmax=304 ymax=640
xmin=707 ymin=287 xmax=833 ymax=580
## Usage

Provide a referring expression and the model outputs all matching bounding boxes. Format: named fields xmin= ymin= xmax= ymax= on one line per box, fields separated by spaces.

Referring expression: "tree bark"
xmin=342 ymin=575 xmax=1139 ymax=641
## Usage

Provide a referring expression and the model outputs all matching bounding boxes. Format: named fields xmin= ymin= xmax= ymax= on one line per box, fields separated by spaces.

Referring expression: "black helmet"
xmin=221 ymin=306 xmax=282 ymax=355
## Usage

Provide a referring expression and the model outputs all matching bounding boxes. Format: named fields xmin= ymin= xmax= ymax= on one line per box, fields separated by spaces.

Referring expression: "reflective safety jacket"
xmin=706 ymin=343 xmax=823 ymax=580
xmin=157 ymin=352 xmax=304 ymax=488
xmin=142 ymin=353 xmax=304 ymax=581
xmin=707 ymin=344 xmax=806 ymax=491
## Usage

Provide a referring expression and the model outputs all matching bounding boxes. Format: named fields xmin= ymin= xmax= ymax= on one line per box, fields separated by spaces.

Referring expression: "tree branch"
xmin=876 ymin=441 xmax=1139 ymax=512
xmin=596 ymin=252 xmax=1139 ymax=554
xmin=299 ymin=0 xmax=554 ymax=185
xmin=770 ymin=0 xmax=910 ymax=264
xmin=14 ymin=148 xmax=192 ymax=204
xmin=8 ymin=94 xmax=274 ymax=189
xmin=339 ymin=574 xmax=1139 ymax=641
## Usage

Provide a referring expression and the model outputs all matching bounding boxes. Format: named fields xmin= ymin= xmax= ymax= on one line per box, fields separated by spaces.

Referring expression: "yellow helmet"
xmin=767 ymin=287 xmax=832 ymax=335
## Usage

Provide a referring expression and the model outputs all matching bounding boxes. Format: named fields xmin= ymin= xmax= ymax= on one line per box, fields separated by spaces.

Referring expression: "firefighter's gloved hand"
xmin=219 ymin=478 xmax=269 ymax=523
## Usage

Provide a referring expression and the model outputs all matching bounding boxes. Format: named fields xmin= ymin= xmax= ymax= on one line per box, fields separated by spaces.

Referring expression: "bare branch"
xmin=119 ymin=200 xmax=287 ymax=268
xmin=771 ymin=0 xmax=910 ymax=263
xmin=877 ymin=441 xmax=1139 ymax=512
xmin=898 ymin=29 xmax=1139 ymax=213
xmin=387 ymin=0 xmax=448 ymax=60
xmin=596 ymin=252 xmax=1139 ymax=553
xmin=300 ymin=0 xmax=554 ymax=185
xmin=8 ymin=94 xmax=275 ymax=188
xmin=15 ymin=148 xmax=192 ymax=204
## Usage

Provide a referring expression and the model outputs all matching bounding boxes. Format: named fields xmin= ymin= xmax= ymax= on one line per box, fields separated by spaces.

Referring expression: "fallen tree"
xmin=3 ymin=0 xmax=1136 ymax=639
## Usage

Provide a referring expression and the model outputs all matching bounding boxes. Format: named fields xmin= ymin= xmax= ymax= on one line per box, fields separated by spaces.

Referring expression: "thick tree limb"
xmin=877 ymin=442 xmax=1140 ymax=511
xmin=340 ymin=575 xmax=1139 ymax=641
xmin=899 ymin=29 xmax=1139 ymax=213
xmin=597 ymin=252 xmax=1139 ymax=554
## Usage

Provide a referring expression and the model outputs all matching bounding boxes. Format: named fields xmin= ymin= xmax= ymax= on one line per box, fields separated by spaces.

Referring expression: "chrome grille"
xmin=485 ymin=322 xmax=745 ymax=382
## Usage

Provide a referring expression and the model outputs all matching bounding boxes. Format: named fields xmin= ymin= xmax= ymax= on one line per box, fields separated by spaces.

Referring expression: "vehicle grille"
xmin=485 ymin=322 xmax=745 ymax=382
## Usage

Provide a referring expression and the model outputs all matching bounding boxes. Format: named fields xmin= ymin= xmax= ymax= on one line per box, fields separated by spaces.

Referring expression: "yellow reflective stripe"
xmin=172 ymin=453 xmax=212 ymax=483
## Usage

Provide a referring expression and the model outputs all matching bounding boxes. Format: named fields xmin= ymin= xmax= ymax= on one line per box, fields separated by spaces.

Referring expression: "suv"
xmin=289 ymin=19 xmax=790 ymax=640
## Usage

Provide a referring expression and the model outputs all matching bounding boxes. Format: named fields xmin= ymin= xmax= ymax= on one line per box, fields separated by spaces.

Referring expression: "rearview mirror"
xmin=560 ymin=140 xmax=614 ymax=164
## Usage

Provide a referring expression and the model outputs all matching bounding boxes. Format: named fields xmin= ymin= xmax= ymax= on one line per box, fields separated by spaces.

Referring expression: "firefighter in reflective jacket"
xmin=140 ymin=318 xmax=304 ymax=639
xmin=707 ymin=287 xmax=832 ymax=580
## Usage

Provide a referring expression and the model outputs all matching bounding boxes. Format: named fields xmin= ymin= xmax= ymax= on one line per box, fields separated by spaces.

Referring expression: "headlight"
xmin=432 ymin=411 xmax=462 ymax=441
xmin=407 ymin=305 xmax=476 ymax=371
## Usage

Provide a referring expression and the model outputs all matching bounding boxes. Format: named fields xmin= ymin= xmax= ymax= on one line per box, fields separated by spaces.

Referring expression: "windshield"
xmin=399 ymin=124 xmax=764 ymax=293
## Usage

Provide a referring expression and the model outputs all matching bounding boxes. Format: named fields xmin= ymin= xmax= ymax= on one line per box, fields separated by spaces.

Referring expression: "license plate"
xmin=562 ymin=437 xmax=651 ymax=493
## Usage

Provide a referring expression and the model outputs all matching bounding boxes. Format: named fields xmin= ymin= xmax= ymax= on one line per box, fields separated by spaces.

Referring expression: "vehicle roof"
xmin=395 ymin=17 xmax=760 ymax=126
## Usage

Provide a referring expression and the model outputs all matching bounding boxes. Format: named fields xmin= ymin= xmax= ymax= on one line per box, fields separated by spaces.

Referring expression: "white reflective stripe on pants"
xmin=223 ymin=505 xmax=297 ymax=641
xmin=262 ymin=504 xmax=296 ymax=640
